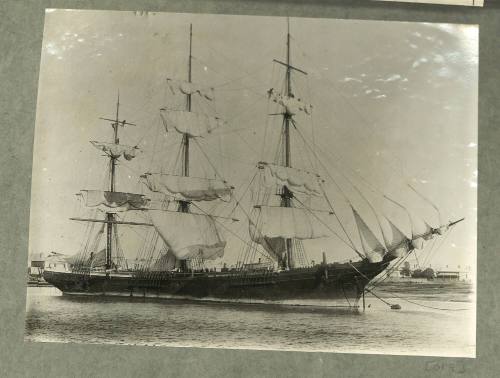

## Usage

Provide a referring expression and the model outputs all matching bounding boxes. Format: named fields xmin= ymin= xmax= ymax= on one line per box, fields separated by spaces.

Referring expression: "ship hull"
xmin=43 ymin=259 xmax=391 ymax=307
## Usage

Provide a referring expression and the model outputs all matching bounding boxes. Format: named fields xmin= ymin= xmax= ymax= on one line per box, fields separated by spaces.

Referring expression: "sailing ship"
xmin=43 ymin=22 xmax=463 ymax=308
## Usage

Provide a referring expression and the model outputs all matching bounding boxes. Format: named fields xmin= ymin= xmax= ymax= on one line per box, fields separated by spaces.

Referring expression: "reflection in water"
xmin=25 ymin=283 xmax=475 ymax=357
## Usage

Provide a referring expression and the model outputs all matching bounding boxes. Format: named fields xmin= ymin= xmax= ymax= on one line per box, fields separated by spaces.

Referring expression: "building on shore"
xmin=382 ymin=262 xmax=473 ymax=283
xmin=28 ymin=251 xmax=71 ymax=283
xmin=435 ymin=265 xmax=472 ymax=282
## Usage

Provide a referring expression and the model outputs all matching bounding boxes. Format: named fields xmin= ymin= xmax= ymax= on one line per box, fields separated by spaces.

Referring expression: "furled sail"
xmin=260 ymin=162 xmax=322 ymax=197
xmin=166 ymin=78 xmax=214 ymax=101
xmin=90 ymin=141 xmax=139 ymax=161
xmin=268 ymin=88 xmax=312 ymax=116
xmin=148 ymin=210 xmax=226 ymax=260
xmin=160 ymin=110 xmax=225 ymax=137
xmin=142 ymin=173 xmax=232 ymax=202
xmin=79 ymin=190 xmax=150 ymax=211
xmin=251 ymin=206 xmax=331 ymax=240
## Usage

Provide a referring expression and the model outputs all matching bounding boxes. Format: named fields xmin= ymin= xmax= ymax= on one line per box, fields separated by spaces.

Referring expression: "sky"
xmin=29 ymin=10 xmax=477 ymax=273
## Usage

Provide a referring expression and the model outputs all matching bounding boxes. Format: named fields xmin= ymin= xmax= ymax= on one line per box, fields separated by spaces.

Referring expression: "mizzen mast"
xmin=101 ymin=93 xmax=136 ymax=272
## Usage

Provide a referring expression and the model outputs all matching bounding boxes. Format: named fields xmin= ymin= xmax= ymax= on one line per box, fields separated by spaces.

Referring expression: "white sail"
xmin=378 ymin=197 xmax=413 ymax=240
xmin=268 ymin=88 xmax=312 ymax=116
xmin=322 ymin=186 xmax=364 ymax=253
xmin=150 ymin=250 xmax=180 ymax=271
xmin=322 ymin=168 xmax=432 ymax=259
xmin=387 ymin=182 xmax=441 ymax=230
xmin=79 ymin=190 xmax=150 ymax=211
xmin=352 ymin=210 xmax=386 ymax=263
xmin=408 ymin=212 xmax=433 ymax=237
xmin=260 ymin=162 xmax=322 ymax=197
xmin=252 ymin=206 xmax=331 ymax=240
xmin=166 ymin=78 xmax=214 ymax=101
xmin=379 ymin=216 xmax=406 ymax=246
xmin=323 ymin=186 xmax=410 ymax=259
xmin=351 ymin=180 xmax=437 ymax=252
xmin=160 ymin=110 xmax=225 ymax=137
xmin=249 ymin=219 xmax=286 ymax=260
xmin=337 ymin=177 xmax=387 ymax=250
xmin=346 ymin=179 xmax=412 ymax=254
xmin=142 ymin=173 xmax=232 ymax=202
xmin=149 ymin=210 xmax=226 ymax=260
xmin=90 ymin=141 xmax=139 ymax=161
xmin=377 ymin=216 xmax=410 ymax=257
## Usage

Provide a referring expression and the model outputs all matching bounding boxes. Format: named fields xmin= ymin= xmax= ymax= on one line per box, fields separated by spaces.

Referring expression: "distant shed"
xmin=436 ymin=271 xmax=460 ymax=280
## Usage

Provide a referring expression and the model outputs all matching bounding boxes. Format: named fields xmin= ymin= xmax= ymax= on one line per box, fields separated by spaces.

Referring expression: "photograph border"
xmin=1 ymin=1 xmax=498 ymax=376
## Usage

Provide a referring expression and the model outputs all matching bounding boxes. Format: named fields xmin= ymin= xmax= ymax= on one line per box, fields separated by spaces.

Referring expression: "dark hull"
xmin=44 ymin=259 xmax=391 ymax=307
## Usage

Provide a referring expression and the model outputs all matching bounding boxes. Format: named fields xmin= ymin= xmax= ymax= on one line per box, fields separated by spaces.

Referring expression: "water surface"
xmin=25 ymin=282 xmax=475 ymax=357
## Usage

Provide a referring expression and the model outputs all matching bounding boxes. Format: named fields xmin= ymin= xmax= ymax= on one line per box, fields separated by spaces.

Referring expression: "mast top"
xmin=188 ymin=23 xmax=193 ymax=84
xmin=99 ymin=117 xmax=136 ymax=127
xmin=272 ymin=59 xmax=308 ymax=76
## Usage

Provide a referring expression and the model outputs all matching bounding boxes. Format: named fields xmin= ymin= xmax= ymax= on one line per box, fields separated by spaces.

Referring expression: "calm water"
xmin=25 ymin=282 xmax=475 ymax=357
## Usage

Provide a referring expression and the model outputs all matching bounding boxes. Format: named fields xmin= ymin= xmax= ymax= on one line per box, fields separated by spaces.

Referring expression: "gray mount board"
xmin=0 ymin=0 xmax=498 ymax=377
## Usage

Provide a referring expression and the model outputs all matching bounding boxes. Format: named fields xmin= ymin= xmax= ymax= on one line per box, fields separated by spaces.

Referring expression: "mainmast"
xmin=283 ymin=19 xmax=292 ymax=169
xmin=179 ymin=23 xmax=192 ymax=213
xmin=178 ymin=24 xmax=192 ymax=272
xmin=142 ymin=23 xmax=232 ymax=269
xmin=106 ymin=93 xmax=120 ymax=272
xmin=266 ymin=19 xmax=309 ymax=270
xmin=282 ymin=20 xmax=294 ymax=270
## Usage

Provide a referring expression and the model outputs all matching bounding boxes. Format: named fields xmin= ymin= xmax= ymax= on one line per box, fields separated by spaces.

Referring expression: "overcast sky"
xmin=29 ymin=10 xmax=477 ymax=273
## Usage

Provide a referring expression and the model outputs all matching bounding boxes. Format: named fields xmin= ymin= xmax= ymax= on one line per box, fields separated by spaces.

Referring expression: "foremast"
xmin=250 ymin=20 xmax=463 ymax=271
xmin=282 ymin=22 xmax=294 ymax=270
xmin=277 ymin=20 xmax=308 ymax=270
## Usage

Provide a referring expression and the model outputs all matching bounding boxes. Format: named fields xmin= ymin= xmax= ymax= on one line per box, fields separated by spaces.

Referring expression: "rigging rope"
xmin=290 ymin=36 xmax=446 ymax=202
xmin=190 ymin=202 xmax=272 ymax=262
xmin=261 ymin=62 xmax=277 ymax=161
xmin=292 ymin=119 xmax=388 ymax=250
xmin=225 ymin=171 xmax=257 ymax=220
xmin=211 ymin=62 xmax=272 ymax=89
xmin=421 ymin=237 xmax=439 ymax=267
xmin=193 ymin=138 xmax=226 ymax=182
xmin=377 ymin=290 xmax=470 ymax=312
xmin=293 ymin=196 xmax=364 ymax=258
xmin=319 ymin=182 xmax=358 ymax=251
